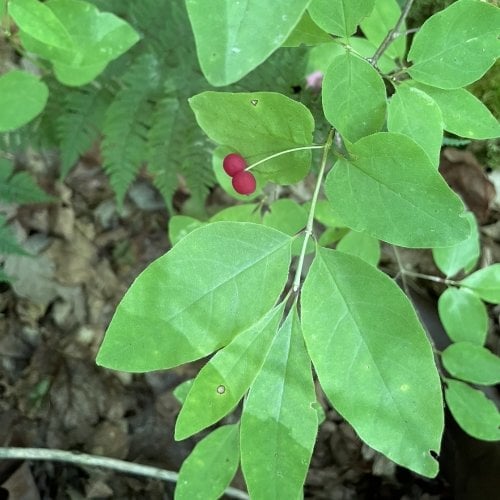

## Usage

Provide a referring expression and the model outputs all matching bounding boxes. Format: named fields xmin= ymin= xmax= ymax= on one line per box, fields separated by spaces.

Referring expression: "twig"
xmin=0 ymin=447 xmax=249 ymax=500
xmin=392 ymin=246 xmax=410 ymax=296
xmin=369 ymin=0 xmax=415 ymax=66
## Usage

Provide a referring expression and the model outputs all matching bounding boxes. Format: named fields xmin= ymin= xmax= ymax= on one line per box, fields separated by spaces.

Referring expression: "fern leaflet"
xmin=0 ymin=159 xmax=53 ymax=204
xmin=101 ymin=53 xmax=161 ymax=206
xmin=57 ymin=83 xmax=111 ymax=178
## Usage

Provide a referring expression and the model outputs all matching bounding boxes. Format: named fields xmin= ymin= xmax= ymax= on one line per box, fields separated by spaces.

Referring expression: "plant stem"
xmin=401 ymin=269 xmax=458 ymax=287
xmin=292 ymin=129 xmax=334 ymax=293
xmin=0 ymin=447 xmax=250 ymax=500
xmin=246 ymin=145 xmax=325 ymax=171
xmin=369 ymin=0 xmax=415 ymax=66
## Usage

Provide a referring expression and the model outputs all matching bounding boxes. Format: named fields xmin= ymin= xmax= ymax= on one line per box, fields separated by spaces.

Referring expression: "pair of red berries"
xmin=223 ymin=153 xmax=256 ymax=195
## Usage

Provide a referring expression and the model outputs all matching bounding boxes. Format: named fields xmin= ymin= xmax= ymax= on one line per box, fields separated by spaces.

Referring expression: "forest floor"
xmin=1 ymin=144 xmax=499 ymax=499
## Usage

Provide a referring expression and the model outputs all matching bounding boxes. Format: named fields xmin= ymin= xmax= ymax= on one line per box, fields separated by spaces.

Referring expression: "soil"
xmin=1 ymin=145 xmax=499 ymax=500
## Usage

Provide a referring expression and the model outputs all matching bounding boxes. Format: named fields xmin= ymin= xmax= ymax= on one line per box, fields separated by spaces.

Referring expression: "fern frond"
xmin=57 ymin=84 xmax=111 ymax=178
xmin=0 ymin=216 xmax=29 ymax=257
xmin=172 ymin=97 xmax=215 ymax=207
xmin=101 ymin=53 xmax=162 ymax=206
xmin=0 ymin=159 xmax=52 ymax=204
xmin=147 ymin=92 xmax=180 ymax=213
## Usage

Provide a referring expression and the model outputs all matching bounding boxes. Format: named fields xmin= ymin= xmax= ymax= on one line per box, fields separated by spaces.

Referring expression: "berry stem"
xmin=246 ymin=145 xmax=325 ymax=171
xmin=292 ymin=129 xmax=335 ymax=293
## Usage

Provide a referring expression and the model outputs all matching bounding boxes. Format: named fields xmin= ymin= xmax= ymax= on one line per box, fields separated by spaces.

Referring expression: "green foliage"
xmin=101 ymin=53 xmax=161 ymax=205
xmin=409 ymin=82 xmax=500 ymax=140
xmin=96 ymin=222 xmax=292 ymax=371
xmin=175 ymin=303 xmax=285 ymax=440
xmin=407 ymin=0 xmax=500 ymax=88
xmin=0 ymin=71 xmax=48 ymax=131
xmin=322 ymin=51 xmax=386 ymax=142
xmin=282 ymin=11 xmax=332 ymax=47
xmin=324 ymin=133 xmax=469 ymax=247
xmin=189 ymin=92 xmax=315 ymax=185
xmin=185 ymin=0 xmax=310 ymax=85
xmin=9 ymin=0 xmax=140 ymax=85
xmin=308 ymin=0 xmax=375 ymax=38
xmin=438 ymin=287 xmax=488 ymax=345
xmin=0 ymin=215 xmax=29 ymax=257
xmin=360 ymin=0 xmax=406 ymax=59
xmin=301 ymin=248 xmax=443 ymax=477
xmin=0 ymin=159 xmax=53 ymax=204
xmin=387 ymin=84 xmax=443 ymax=167
xmin=94 ymin=1 xmax=500 ymax=489
xmin=442 ymin=342 xmax=500 ymax=385
xmin=57 ymin=84 xmax=112 ymax=178
xmin=3 ymin=0 xmax=500 ymax=495
xmin=432 ymin=212 xmax=480 ymax=277
xmin=175 ymin=424 xmax=240 ymax=500
xmin=0 ymin=158 xmax=53 ymax=280
xmin=460 ymin=264 xmax=500 ymax=303
xmin=240 ymin=305 xmax=317 ymax=499
xmin=444 ymin=379 xmax=500 ymax=441
xmin=336 ymin=230 xmax=380 ymax=266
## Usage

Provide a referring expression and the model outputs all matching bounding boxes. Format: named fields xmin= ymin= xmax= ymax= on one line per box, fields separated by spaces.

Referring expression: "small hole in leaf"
xmin=429 ymin=450 xmax=439 ymax=459
xmin=216 ymin=385 xmax=226 ymax=395
xmin=250 ymin=99 xmax=258 ymax=106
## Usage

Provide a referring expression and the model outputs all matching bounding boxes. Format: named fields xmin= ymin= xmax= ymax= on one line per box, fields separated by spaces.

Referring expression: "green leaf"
xmin=168 ymin=216 xmax=205 ymax=246
xmin=211 ymin=204 xmax=261 ymax=223
xmin=387 ymin=84 xmax=443 ymax=167
xmin=173 ymin=379 xmax=194 ymax=405
xmin=408 ymin=82 xmax=500 ymax=140
xmin=308 ymin=0 xmax=375 ymax=38
xmin=347 ymin=37 xmax=397 ymax=74
xmin=263 ymin=199 xmax=307 ymax=233
xmin=407 ymin=0 xmax=500 ymax=89
xmin=324 ymin=133 xmax=470 ymax=248
xmin=96 ymin=222 xmax=292 ymax=372
xmin=301 ymin=248 xmax=444 ymax=477
xmin=336 ymin=231 xmax=380 ymax=266
xmin=263 ymin=198 xmax=310 ymax=255
xmin=58 ymin=84 xmax=111 ymax=178
xmin=0 ymin=71 xmax=48 ymax=132
xmin=175 ymin=304 xmax=284 ymax=440
xmin=318 ymin=227 xmax=349 ymax=247
xmin=313 ymin=199 xmax=344 ymax=228
xmin=432 ymin=213 xmax=480 ymax=277
xmin=175 ymin=424 xmax=240 ymax=500
xmin=8 ymin=0 xmax=73 ymax=48
xmin=360 ymin=0 xmax=406 ymax=60
xmin=442 ymin=343 xmax=500 ymax=385
xmin=190 ymin=92 xmax=315 ymax=185
xmin=438 ymin=287 xmax=488 ymax=346
xmin=241 ymin=305 xmax=317 ymax=499
xmin=0 ymin=216 xmax=30 ymax=256
xmin=282 ymin=11 xmax=332 ymax=47
xmin=322 ymin=52 xmax=386 ymax=142
xmin=306 ymin=42 xmax=345 ymax=74
xmin=460 ymin=264 xmax=500 ymax=304
xmin=306 ymin=39 xmax=396 ymax=75
xmin=185 ymin=0 xmax=310 ymax=86
xmin=444 ymin=378 xmax=500 ymax=441
xmin=0 ymin=159 xmax=52 ymax=203
xmin=12 ymin=0 xmax=140 ymax=86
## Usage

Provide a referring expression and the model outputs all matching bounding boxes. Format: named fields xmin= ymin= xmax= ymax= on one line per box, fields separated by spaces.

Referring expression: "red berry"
xmin=232 ymin=171 xmax=256 ymax=195
xmin=223 ymin=153 xmax=247 ymax=177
